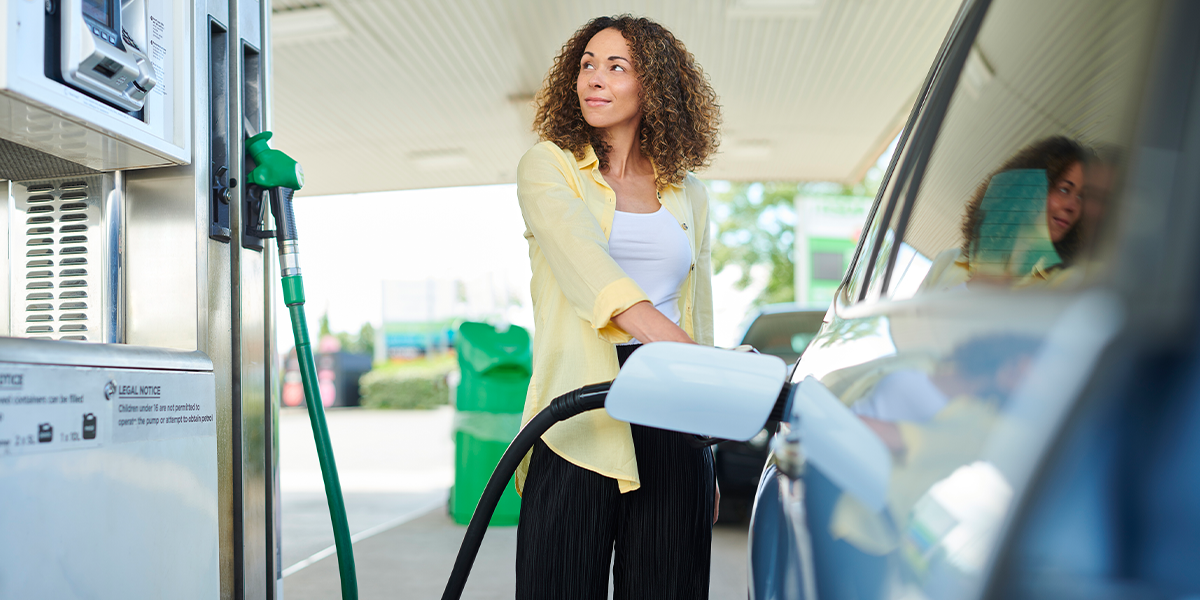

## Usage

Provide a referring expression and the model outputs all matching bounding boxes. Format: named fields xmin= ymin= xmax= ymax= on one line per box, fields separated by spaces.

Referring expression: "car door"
xmin=749 ymin=0 xmax=1178 ymax=598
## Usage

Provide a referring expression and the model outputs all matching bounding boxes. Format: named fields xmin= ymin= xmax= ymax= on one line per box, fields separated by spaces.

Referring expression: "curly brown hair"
xmin=533 ymin=15 xmax=721 ymax=190
xmin=961 ymin=136 xmax=1089 ymax=264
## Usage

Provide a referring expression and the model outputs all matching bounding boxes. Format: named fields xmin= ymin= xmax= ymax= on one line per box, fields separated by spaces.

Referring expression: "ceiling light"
xmin=728 ymin=0 xmax=822 ymax=17
xmin=960 ymin=45 xmax=995 ymax=100
xmin=271 ymin=6 xmax=349 ymax=45
xmin=724 ymin=139 xmax=773 ymax=160
xmin=410 ymin=150 xmax=471 ymax=171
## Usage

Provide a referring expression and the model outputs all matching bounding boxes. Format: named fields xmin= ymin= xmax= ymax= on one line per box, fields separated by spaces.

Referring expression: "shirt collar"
xmin=576 ymin=145 xmax=685 ymax=191
xmin=576 ymin=145 xmax=600 ymax=171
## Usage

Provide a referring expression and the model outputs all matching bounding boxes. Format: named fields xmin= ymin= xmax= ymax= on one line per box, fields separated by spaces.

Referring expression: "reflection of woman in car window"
xmin=919 ymin=136 xmax=1088 ymax=292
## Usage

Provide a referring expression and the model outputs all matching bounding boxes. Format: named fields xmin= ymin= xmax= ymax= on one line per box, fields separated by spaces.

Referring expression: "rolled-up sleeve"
xmin=517 ymin=143 xmax=649 ymax=342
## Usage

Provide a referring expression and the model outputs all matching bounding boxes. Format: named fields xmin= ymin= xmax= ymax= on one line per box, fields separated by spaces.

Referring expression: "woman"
xmin=513 ymin=15 xmax=721 ymax=599
xmin=920 ymin=136 xmax=1088 ymax=292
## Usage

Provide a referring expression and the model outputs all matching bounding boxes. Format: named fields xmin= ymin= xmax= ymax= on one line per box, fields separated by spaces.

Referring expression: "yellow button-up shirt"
xmin=514 ymin=141 xmax=714 ymax=494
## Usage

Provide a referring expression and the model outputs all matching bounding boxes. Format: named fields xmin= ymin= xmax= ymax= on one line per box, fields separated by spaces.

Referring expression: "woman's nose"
xmin=1067 ymin=195 xmax=1083 ymax=214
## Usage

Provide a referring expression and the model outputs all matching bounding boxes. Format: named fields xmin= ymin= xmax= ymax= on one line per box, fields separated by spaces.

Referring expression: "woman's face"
xmin=1046 ymin=161 xmax=1084 ymax=243
xmin=577 ymin=28 xmax=642 ymax=132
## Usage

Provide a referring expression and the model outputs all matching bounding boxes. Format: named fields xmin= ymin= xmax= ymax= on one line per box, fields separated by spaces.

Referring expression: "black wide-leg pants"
xmin=515 ymin=424 xmax=715 ymax=600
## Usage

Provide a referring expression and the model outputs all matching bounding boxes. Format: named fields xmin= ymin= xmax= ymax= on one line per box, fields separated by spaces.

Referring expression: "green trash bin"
xmin=449 ymin=322 xmax=532 ymax=525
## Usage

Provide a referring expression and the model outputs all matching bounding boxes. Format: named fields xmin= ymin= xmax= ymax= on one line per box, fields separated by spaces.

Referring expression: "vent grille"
xmin=12 ymin=177 xmax=107 ymax=342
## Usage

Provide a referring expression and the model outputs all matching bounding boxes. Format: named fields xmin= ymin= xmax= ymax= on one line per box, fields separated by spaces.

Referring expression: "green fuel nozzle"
xmin=246 ymin=131 xmax=304 ymax=245
xmin=243 ymin=131 xmax=302 ymax=246
xmin=244 ymin=131 xmax=358 ymax=600
xmin=246 ymin=131 xmax=305 ymax=191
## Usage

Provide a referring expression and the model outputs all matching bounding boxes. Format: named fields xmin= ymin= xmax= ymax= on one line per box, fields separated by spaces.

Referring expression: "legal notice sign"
xmin=0 ymin=364 xmax=215 ymax=456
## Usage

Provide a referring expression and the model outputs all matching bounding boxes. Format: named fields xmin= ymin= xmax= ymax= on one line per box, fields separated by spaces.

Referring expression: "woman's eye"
xmin=612 ymin=64 xmax=625 ymax=72
xmin=581 ymin=62 xmax=593 ymax=70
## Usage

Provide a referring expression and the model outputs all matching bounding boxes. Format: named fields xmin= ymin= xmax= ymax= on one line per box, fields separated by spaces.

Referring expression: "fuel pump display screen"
xmin=81 ymin=0 xmax=112 ymax=28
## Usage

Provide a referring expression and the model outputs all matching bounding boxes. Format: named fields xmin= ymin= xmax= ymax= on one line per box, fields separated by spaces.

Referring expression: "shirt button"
xmin=690 ymin=264 xmax=695 ymax=271
xmin=681 ymin=223 xmax=688 ymax=231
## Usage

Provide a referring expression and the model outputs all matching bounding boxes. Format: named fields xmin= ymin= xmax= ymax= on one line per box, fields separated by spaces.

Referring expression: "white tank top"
xmin=608 ymin=206 xmax=693 ymax=334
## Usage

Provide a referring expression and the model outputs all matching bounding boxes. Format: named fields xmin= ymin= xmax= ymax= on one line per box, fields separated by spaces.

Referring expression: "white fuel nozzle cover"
xmin=605 ymin=342 xmax=786 ymax=442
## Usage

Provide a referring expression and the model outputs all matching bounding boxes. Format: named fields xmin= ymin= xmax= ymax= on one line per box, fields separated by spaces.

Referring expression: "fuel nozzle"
xmin=245 ymin=131 xmax=304 ymax=274
xmin=246 ymin=131 xmax=305 ymax=191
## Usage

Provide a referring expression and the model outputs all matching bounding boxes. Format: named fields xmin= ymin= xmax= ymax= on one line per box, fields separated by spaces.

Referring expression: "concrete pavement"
xmin=279 ymin=407 xmax=455 ymax=570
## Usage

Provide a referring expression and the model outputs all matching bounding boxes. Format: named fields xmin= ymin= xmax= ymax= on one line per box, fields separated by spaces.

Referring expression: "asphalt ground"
xmin=280 ymin=407 xmax=749 ymax=599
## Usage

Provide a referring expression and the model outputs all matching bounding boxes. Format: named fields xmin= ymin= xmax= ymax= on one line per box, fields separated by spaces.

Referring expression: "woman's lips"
xmin=1052 ymin=216 xmax=1072 ymax=231
xmin=585 ymin=97 xmax=611 ymax=107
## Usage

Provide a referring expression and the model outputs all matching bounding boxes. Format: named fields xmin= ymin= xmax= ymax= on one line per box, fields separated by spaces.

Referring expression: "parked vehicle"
xmin=736 ymin=304 xmax=826 ymax=366
xmin=749 ymin=0 xmax=1200 ymax=598
xmin=716 ymin=304 xmax=825 ymax=522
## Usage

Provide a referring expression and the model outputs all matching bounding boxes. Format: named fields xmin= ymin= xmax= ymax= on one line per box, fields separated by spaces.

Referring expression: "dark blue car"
xmin=749 ymin=0 xmax=1200 ymax=598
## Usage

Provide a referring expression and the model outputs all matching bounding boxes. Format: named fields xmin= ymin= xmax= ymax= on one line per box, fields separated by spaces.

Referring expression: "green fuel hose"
xmin=247 ymin=132 xmax=358 ymax=600
xmin=281 ymin=271 xmax=358 ymax=600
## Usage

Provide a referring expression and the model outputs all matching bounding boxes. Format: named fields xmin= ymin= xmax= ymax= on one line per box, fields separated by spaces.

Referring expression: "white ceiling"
xmin=268 ymin=0 xmax=962 ymax=197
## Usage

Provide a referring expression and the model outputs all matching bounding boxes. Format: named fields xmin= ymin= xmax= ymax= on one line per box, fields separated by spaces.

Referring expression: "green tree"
xmin=709 ymin=181 xmax=800 ymax=306
xmin=335 ymin=322 xmax=376 ymax=357
xmin=707 ymin=170 xmax=886 ymax=307
xmin=316 ymin=310 xmax=376 ymax=357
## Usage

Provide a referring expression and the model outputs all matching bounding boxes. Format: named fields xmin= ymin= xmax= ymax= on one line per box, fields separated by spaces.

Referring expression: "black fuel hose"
xmin=440 ymin=379 xmax=792 ymax=600
xmin=441 ymin=382 xmax=611 ymax=600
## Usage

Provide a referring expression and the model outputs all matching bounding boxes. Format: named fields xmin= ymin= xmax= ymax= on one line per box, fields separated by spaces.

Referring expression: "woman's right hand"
xmin=612 ymin=301 xmax=695 ymax=344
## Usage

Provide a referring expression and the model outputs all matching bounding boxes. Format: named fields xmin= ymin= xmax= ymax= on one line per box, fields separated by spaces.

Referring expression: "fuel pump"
xmin=245 ymin=131 xmax=359 ymax=600
xmin=1 ymin=0 xmax=284 ymax=595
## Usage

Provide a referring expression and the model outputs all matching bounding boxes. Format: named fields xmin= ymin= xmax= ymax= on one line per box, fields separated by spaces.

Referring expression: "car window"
xmin=877 ymin=0 xmax=1159 ymax=300
xmin=843 ymin=195 xmax=889 ymax=303
xmin=845 ymin=139 xmax=918 ymax=303
xmin=842 ymin=25 xmax=953 ymax=305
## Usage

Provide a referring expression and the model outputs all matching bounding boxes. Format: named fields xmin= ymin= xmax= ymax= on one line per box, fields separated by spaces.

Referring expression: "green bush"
xmin=360 ymin=361 xmax=456 ymax=410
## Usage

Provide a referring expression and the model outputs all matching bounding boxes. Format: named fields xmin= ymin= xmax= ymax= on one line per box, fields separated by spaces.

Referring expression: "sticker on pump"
xmin=109 ymin=374 xmax=215 ymax=444
xmin=0 ymin=366 xmax=107 ymax=456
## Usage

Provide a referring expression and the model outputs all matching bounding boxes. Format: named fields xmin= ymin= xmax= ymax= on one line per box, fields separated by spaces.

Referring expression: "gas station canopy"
xmin=269 ymin=0 xmax=962 ymax=197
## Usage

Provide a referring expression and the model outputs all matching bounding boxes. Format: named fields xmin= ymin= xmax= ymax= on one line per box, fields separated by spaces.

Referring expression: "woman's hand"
xmin=713 ymin=480 xmax=721 ymax=524
xmin=612 ymin=301 xmax=695 ymax=344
